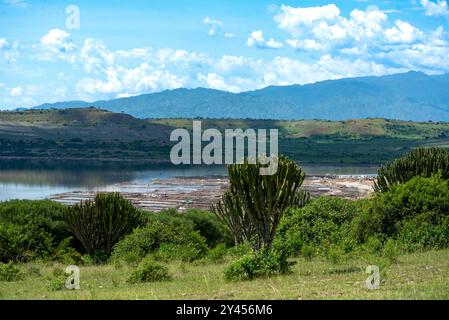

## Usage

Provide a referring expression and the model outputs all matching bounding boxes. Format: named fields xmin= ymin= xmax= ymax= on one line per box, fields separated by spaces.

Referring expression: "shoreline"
xmin=49 ymin=175 xmax=375 ymax=212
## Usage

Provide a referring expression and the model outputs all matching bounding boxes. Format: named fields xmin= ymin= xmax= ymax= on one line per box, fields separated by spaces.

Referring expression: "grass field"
xmin=2 ymin=249 xmax=448 ymax=300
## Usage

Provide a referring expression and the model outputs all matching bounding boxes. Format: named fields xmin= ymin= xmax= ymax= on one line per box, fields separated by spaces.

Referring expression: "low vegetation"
xmin=1 ymin=148 xmax=449 ymax=299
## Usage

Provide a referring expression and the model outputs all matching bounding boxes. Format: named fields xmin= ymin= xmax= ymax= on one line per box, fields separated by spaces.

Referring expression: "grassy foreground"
xmin=2 ymin=249 xmax=448 ymax=300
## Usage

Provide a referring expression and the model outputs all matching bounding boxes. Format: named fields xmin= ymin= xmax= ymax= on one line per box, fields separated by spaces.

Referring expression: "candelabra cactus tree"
xmin=64 ymin=192 xmax=141 ymax=255
xmin=213 ymin=156 xmax=306 ymax=249
xmin=374 ymin=147 xmax=449 ymax=193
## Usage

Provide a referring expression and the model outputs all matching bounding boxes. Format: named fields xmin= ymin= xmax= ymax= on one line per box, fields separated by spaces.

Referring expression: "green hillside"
xmin=1 ymin=108 xmax=449 ymax=165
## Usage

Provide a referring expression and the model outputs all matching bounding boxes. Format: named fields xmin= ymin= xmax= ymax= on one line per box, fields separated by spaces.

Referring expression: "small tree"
xmin=64 ymin=193 xmax=141 ymax=256
xmin=374 ymin=147 xmax=449 ymax=193
xmin=213 ymin=156 xmax=306 ymax=249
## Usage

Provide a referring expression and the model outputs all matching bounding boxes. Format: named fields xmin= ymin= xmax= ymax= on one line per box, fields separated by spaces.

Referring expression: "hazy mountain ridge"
xmin=30 ymin=71 xmax=449 ymax=121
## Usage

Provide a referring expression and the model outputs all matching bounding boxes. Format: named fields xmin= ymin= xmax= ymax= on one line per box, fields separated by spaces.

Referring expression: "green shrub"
xmin=326 ymin=245 xmax=345 ymax=265
xmin=0 ymin=200 xmax=75 ymax=263
xmin=0 ymin=262 xmax=22 ymax=282
xmin=0 ymin=200 xmax=69 ymax=243
xmin=111 ymin=222 xmax=207 ymax=265
xmin=278 ymin=197 xmax=358 ymax=255
xmin=300 ymin=244 xmax=314 ymax=261
xmin=0 ymin=222 xmax=53 ymax=263
xmin=141 ymin=209 xmax=232 ymax=247
xmin=353 ymin=176 xmax=449 ymax=250
xmin=64 ymin=193 xmax=142 ymax=256
xmin=397 ymin=213 xmax=449 ymax=251
xmin=183 ymin=209 xmax=232 ymax=247
xmin=51 ymin=237 xmax=83 ymax=265
xmin=227 ymin=243 xmax=252 ymax=257
xmin=363 ymin=236 xmax=384 ymax=254
xmin=374 ymin=147 xmax=449 ymax=193
xmin=205 ymin=244 xmax=228 ymax=263
xmin=155 ymin=232 xmax=208 ymax=263
xmin=382 ymin=239 xmax=399 ymax=264
xmin=224 ymin=246 xmax=293 ymax=282
xmin=128 ymin=257 xmax=172 ymax=283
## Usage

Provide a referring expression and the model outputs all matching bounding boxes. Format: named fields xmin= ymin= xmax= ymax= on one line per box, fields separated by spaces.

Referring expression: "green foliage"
xmin=0 ymin=200 xmax=76 ymax=263
xmin=64 ymin=193 xmax=142 ymax=256
xmin=142 ymin=209 xmax=232 ymax=247
xmin=227 ymin=243 xmax=253 ymax=257
xmin=325 ymin=245 xmax=345 ymax=265
xmin=0 ymin=200 xmax=69 ymax=243
xmin=300 ymin=244 xmax=314 ymax=261
xmin=155 ymin=231 xmax=208 ymax=262
xmin=0 ymin=222 xmax=53 ymax=263
xmin=128 ymin=257 xmax=172 ymax=283
xmin=224 ymin=246 xmax=293 ymax=282
xmin=205 ymin=244 xmax=228 ymax=263
xmin=51 ymin=237 xmax=83 ymax=265
xmin=278 ymin=197 xmax=358 ymax=256
xmin=0 ymin=262 xmax=22 ymax=282
xmin=374 ymin=147 xmax=449 ymax=193
xmin=213 ymin=156 xmax=306 ymax=249
xmin=382 ymin=239 xmax=399 ymax=264
xmin=182 ymin=209 xmax=232 ymax=247
xmin=353 ymin=176 xmax=449 ymax=251
xmin=110 ymin=222 xmax=207 ymax=265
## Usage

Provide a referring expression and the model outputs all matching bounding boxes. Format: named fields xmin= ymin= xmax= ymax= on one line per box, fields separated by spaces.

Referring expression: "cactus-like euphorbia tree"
xmin=213 ymin=156 xmax=306 ymax=249
xmin=64 ymin=192 xmax=141 ymax=255
xmin=374 ymin=147 xmax=449 ymax=193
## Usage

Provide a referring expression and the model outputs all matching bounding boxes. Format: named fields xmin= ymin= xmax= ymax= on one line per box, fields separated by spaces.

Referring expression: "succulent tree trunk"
xmin=213 ymin=156 xmax=306 ymax=249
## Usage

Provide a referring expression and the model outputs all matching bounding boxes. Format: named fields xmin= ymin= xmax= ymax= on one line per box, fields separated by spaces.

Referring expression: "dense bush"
xmin=353 ymin=176 xmax=449 ymax=251
xmin=0 ymin=200 xmax=77 ymax=263
xmin=277 ymin=197 xmax=359 ymax=256
xmin=0 ymin=200 xmax=70 ymax=243
xmin=0 ymin=262 xmax=22 ymax=282
xmin=182 ymin=209 xmax=232 ymax=247
xmin=0 ymin=222 xmax=53 ymax=263
xmin=64 ymin=193 xmax=142 ymax=256
xmin=128 ymin=256 xmax=172 ymax=283
xmin=224 ymin=246 xmax=293 ymax=282
xmin=142 ymin=209 xmax=232 ymax=247
xmin=110 ymin=222 xmax=208 ymax=265
xmin=374 ymin=147 xmax=449 ymax=193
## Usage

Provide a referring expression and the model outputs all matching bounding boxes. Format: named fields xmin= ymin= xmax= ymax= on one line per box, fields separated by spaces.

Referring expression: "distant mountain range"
xmin=29 ymin=71 xmax=449 ymax=121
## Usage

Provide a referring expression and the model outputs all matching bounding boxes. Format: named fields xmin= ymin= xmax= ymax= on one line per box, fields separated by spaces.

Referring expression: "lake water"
xmin=0 ymin=162 xmax=379 ymax=202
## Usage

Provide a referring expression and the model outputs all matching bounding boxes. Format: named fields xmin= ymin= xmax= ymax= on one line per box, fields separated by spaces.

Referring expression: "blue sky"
xmin=1 ymin=0 xmax=449 ymax=108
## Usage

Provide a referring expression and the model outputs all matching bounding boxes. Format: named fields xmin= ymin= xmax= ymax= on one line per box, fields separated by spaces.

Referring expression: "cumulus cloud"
xmin=4 ymin=4 xmax=449 ymax=107
xmin=246 ymin=30 xmax=283 ymax=49
xmin=41 ymin=29 xmax=76 ymax=53
xmin=420 ymin=0 xmax=449 ymax=17
xmin=384 ymin=20 xmax=423 ymax=44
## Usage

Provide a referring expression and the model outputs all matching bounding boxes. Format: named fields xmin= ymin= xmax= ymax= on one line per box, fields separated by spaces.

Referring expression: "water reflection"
xmin=0 ymin=160 xmax=378 ymax=202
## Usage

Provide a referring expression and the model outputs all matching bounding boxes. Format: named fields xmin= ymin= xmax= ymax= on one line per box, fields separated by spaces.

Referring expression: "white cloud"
xmin=41 ymin=29 xmax=76 ymax=53
xmin=0 ymin=38 xmax=10 ymax=50
xmin=203 ymin=16 xmax=223 ymax=36
xmin=274 ymin=4 xmax=341 ymax=34
xmin=384 ymin=20 xmax=423 ymax=44
xmin=420 ymin=0 xmax=449 ymax=17
xmin=10 ymin=86 xmax=23 ymax=97
xmin=247 ymin=30 xmax=283 ymax=49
